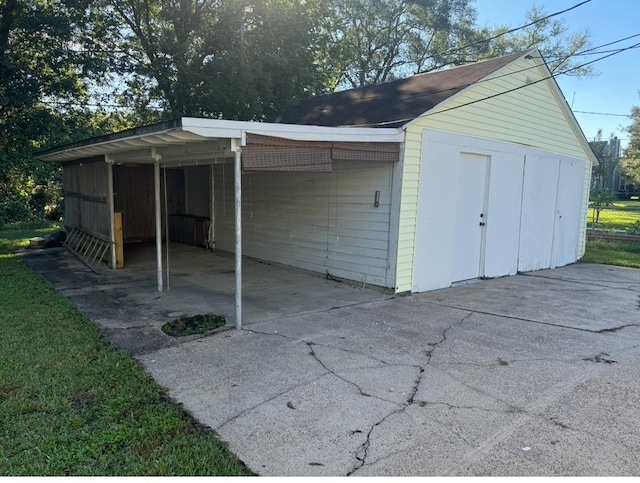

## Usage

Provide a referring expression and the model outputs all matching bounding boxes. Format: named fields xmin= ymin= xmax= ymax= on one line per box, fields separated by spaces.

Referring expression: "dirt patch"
xmin=162 ymin=313 xmax=226 ymax=337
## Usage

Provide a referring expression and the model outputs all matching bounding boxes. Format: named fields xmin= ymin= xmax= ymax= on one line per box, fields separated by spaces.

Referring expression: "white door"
xmin=552 ymin=158 xmax=586 ymax=267
xmin=452 ymin=153 xmax=489 ymax=282
xmin=518 ymin=155 xmax=560 ymax=272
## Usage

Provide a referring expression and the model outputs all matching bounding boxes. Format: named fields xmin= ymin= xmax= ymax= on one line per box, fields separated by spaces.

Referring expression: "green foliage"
xmin=476 ymin=6 xmax=593 ymax=77
xmin=162 ymin=313 xmax=226 ymax=337
xmin=320 ymin=2 xmax=593 ymax=90
xmin=621 ymin=105 xmax=640 ymax=186
xmin=105 ymin=0 xmax=330 ymax=120
xmin=321 ymin=0 xmax=481 ymax=88
xmin=627 ymin=221 xmax=640 ymax=236
xmin=589 ymin=188 xmax=616 ymax=224
xmin=0 ymin=252 xmax=251 ymax=475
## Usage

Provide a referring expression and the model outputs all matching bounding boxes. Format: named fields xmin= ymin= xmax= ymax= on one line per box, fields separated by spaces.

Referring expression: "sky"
xmin=473 ymin=0 xmax=639 ymax=149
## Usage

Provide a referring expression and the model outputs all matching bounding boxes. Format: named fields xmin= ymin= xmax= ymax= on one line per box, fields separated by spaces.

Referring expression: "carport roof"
xmin=36 ymin=117 xmax=403 ymax=164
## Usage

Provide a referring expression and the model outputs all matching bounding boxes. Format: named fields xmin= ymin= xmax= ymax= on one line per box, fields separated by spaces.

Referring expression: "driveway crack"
xmin=348 ymin=311 xmax=475 ymax=475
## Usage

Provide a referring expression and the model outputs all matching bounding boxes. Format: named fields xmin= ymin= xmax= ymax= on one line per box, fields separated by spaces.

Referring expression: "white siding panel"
xmin=214 ymin=159 xmax=394 ymax=287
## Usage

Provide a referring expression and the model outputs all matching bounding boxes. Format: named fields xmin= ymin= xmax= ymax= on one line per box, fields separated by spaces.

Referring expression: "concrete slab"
xmin=22 ymin=243 xmax=390 ymax=354
xmin=22 ymin=247 xmax=640 ymax=476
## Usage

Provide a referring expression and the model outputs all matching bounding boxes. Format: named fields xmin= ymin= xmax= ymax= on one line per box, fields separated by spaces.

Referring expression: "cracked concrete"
xmin=22 ymin=247 xmax=640 ymax=476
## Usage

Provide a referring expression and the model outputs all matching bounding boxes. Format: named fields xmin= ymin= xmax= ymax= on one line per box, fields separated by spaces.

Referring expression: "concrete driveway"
xmin=24 ymin=248 xmax=640 ymax=476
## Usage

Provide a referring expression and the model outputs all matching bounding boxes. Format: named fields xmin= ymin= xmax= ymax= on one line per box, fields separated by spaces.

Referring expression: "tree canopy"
xmin=621 ymin=105 xmax=640 ymax=187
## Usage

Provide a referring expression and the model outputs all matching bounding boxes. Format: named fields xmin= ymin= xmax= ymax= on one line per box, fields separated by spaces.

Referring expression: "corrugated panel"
xmin=63 ymin=162 xmax=110 ymax=239
xmin=185 ymin=166 xmax=210 ymax=217
xmin=214 ymin=159 xmax=394 ymax=287
xmin=113 ymin=165 xmax=155 ymax=241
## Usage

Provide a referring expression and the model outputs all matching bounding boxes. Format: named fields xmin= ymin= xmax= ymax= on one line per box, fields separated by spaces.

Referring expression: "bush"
xmin=0 ymin=199 xmax=31 ymax=225
xmin=627 ymin=221 xmax=640 ymax=236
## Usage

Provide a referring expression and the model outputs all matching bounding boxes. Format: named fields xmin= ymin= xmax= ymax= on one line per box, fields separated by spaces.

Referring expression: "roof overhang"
xmin=37 ymin=117 xmax=404 ymax=166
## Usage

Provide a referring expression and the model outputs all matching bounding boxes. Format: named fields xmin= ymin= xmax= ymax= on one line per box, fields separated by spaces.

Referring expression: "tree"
xmin=621 ymin=105 xmax=640 ymax=186
xmin=318 ymin=2 xmax=593 ymax=90
xmin=321 ymin=0 xmax=480 ymax=89
xmin=589 ymin=187 xmax=615 ymax=224
xmin=475 ymin=6 xmax=593 ymax=77
xmin=589 ymin=130 xmax=620 ymax=191
xmin=0 ymin=0 xmax=121 ymax=223
xmin=104 ymin=0 xmax=330 ymax=120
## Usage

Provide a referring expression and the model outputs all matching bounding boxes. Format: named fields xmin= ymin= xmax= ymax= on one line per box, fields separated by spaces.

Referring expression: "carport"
xmin=37 ymin=118 xmax=403 ymax=329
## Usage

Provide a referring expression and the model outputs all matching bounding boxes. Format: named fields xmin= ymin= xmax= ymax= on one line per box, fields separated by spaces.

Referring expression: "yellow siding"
xmin=395 ymin=56 xmax=594 ymax=293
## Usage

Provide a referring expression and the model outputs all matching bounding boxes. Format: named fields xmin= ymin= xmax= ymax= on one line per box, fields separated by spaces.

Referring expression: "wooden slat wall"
xmin=63 ymin=161 xmax=110 ymax=239
xmin=113 ymin=165 xmax=155 ymax=241
xmin=214 ymin=159 xmax=394 ymax=287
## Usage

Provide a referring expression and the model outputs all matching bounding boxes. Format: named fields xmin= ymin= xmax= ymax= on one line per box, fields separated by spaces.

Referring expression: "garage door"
xmin=552 ymin=158 xmax=586 ymax=268
xmin=517 ymin=155 xmax=560 ymax=273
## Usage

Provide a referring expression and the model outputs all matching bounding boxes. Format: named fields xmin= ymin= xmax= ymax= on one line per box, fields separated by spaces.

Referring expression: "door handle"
xmin=479 ymin=222 xmax=486 ymax=226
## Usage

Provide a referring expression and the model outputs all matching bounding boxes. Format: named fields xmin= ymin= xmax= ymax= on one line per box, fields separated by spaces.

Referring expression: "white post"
xmin=106 ymin=157 xmax=116 ymax=270
xmin=234 ymin=147 xmax=242 ymax=329
xmin=163 ymin=165 xmax=170 ymax=292
xmin=154 ymin=158 xmax=163 ymax=292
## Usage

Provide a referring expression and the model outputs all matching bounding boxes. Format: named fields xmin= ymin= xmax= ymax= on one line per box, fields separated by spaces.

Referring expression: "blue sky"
xmin=473 ymin=0 xmax=639 ymax=148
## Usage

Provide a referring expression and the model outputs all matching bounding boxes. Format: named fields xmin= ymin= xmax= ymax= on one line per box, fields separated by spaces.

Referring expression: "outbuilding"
xmin=38 ymin=49 xmax=596 ymax=324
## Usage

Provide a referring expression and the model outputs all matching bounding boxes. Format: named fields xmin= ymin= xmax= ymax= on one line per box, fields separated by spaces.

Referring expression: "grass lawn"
xmin=0 ymin=223 xmax=252 ymax=476
xmin=588 ymin=200 xmax=640 ymax=232
xmin=582 ymin=240 xmax=640 ymax=269
xmin=583 ymin=200 xmax=640 ymax=269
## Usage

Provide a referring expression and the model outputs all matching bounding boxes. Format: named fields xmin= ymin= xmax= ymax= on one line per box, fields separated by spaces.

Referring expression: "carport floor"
xmin=22 ymin=243 xmax=392 ymax=354
xmin=22 ymin=248 xmax=640 ymax=476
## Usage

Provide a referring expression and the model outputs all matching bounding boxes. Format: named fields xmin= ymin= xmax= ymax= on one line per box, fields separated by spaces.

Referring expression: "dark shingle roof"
xmin=274 ymin=51 xmax=528 ymax=128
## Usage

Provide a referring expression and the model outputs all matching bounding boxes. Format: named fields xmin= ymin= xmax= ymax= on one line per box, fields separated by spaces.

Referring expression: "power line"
xmin=574 ymin=111 xmax=631 ymax=117
xmin=416 ymin=0 xmax=592 ymax=65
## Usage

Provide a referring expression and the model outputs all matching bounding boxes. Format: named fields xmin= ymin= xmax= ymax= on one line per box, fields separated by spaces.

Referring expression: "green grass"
xmin=0 ymin=225 xmax=253 ymax=476
xmin=582 ymin=239 xmax=640 ymax=269
xmin=0 ymin=221 xmax=62 ymax=256
xmin=588 ymin=200 xmax=640 ymax=232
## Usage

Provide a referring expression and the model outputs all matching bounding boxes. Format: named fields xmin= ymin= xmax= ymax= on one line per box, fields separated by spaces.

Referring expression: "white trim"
xmin=181 ymin=117 xmax=403 ymax=143
xmin=39 ymin=119 xmax=404 ymax=163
